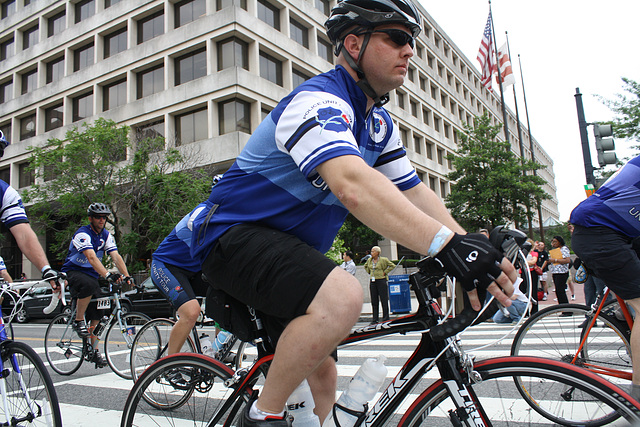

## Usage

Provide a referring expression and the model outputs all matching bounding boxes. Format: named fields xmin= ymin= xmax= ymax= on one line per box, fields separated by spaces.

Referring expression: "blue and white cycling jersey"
xmin=570 ymin=155 xmax=640 ymax=238
xmin=0 ymin=180 xmax=29 ymax=228
xmin=61 ymin=225 xmax=118 ymax=278
xmin=153 ymin=203 xmax=207 ymax=272
xmin=190 ymin=65 xmax=420 ymax=263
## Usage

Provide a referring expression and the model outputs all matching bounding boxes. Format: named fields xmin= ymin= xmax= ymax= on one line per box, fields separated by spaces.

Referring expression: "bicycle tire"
xmin=399 ymin=356 xmax=640 ymax=427
xmin=1 ymin=340 xmax=63 ymax=426
xmin=44 ymin=313 xmax=84 ymax=375
xmin=130 ymin=318 xmax=196 ymax=382
xmin=510 ymin=303 xmax=631 ymax=424
xmin=104 ymin=311 xmax=150 ymax=379
xmin=121 ymin=353 xmax=258 ymax=426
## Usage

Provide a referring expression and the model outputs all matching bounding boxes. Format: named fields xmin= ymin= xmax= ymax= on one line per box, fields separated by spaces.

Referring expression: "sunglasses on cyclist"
xmin=371 ymin=29 xmax=414 ymax=49
xmin=92 ymin=215 xmax=108 ymax=220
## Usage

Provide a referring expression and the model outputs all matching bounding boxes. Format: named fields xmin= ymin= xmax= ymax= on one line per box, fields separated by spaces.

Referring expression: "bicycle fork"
xmin=0 ymin=351 xmax=43 ymax=425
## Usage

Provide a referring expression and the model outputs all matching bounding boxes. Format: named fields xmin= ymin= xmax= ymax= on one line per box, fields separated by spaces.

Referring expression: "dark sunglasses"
xmin=92 ymin=215 xmax=108 ymax=220
xmin=371 ymin=29 xmax=414 ymax=49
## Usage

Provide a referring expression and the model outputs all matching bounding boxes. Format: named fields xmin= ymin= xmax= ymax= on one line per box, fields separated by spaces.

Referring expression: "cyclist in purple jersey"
xmin=187 ymin=1 xmax=517 ymax=425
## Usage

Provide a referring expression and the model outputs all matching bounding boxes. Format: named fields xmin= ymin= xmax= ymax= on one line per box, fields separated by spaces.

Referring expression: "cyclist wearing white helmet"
xmin=61 ymin=202 xmax=132 ymax=367
xmin=188 ymin=1 xmax=517 ymax=425
xmin=0 ymin=131 xmax=64 ymax=297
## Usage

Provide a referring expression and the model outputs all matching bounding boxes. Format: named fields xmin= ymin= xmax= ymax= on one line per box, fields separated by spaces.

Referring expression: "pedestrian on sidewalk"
xmin=364 ymin=246 xmax=395 ymax=323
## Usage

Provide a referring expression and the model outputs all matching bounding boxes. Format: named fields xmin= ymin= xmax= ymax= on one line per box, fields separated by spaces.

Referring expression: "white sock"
xmin=249 ymin=401 xmax=285 ymax=420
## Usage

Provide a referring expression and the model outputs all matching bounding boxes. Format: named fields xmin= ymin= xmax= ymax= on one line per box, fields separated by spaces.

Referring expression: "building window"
xmin=259 ymin=51 xmax=282 ymax=86
xmin=317 ymin=37 xmax=333 ymax=63
xmin=413 ymin=135 xmax=421 ymax=154
xmin=175 ymin=0 xmax=205 ymax=28
xmin=105 ymin=0 xmax=122 ymax=7
xmin=0 ymin=167 xmax=8 ymax=184
xmin=0 ymin=79 xmax=12 ymax=103
xmin=428 ymin=175 xmax=436 ymax=192
xmin=74 ymin=43 xmax=94 ymax=71
xmin=23 ymin=24 xmax=39 ymax=50
xmin=44 ymin=152 xmax=63 ymax=182
xmin=0 ymin=37 xmax=14 ymax=61
xmin=1 ymin=0 xmax=16 ymax=19
xmin=257 ymin=0 xmax=280 ymax=31
xmin=75 ymin=0 xmax=95 ymax=23
xmin=290 ymin=18 xmax=308 ymax=48
xmin=410 ymin=100 xmax=418 ymax=117
xmin=18 ymin=162 xmax=34 ymax=188
xmin=135 ymin=119 xmax=165 ymax=152
xmin=0 ymin=123 xmax=10 ymax=144
xmin=425 ymin=141 xmax=433 ymax=160
xmin=292 ymin=68 xmax=311 ymax=88
xmin=138 ymin=10 xmax=164 ymax=44
xmin=397 ymin=92 xmax=404 ymax=109
xmin=314 ymin=0 xmax=329 ymax=15
xmin=217 ymin=37 xmax=248 ymax=71
xmin=104 ymin=27 xmax=127 ymax=58
xmin=136 ymin=65 xmax=164 ymax=99
xmin=175 ymin=48 xmax=206 ymax=85
xmin=45 ymin=103 xmax=64 ymax=131
xmin=440 ymin=180 xmax=447 ymax=198
xmin=176 ymin=108 xmax=207 ymax=145
xmin=72 ymin=91 xmax=93 ymax=122
xmin=21 ymin=68 xmax=37 ymax=95
xmin=433 ymin=115 xmax=441 ymax=132
xmin=219 ymin=98 xmax=250 ymax=134
xmin=437 ymin=147 xmax=444 ymax=165
xmin=103 ymin=78 xmax=126 ymax=111
xmin=261 ymin=106 xmax=272 ymax=121
xmin=47 ymin=11 xmax=66 ymax=37
xmin=46 ymin=56 xmax=64 ymax=84
xmin=422 ymin=107 xmax=430 ymax=126
xmin=216 ymin=0 xmax=247 ymax=11
xmin=20 ymin=113 xmax=36 ymax=141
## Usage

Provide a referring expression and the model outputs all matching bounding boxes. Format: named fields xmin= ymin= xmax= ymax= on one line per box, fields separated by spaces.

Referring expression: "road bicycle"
xmin=129 ymin=312 xmax=249 ymax=385
xmin=0 ymin=278 xmax=64 ymax=426
xmin=121 ymin=229 xmax=640 ymax=426
xmin=511 ymin=286 xmax=633 ymax=425
xmin=44 ymin=278 xmax=150 ymax=379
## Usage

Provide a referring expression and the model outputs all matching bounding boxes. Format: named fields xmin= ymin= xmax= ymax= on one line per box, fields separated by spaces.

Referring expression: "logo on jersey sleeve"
xmin=369 ymin=112 xmax=388 ymax=143
xmin=316 ymin=107 xmax=350 ymax=133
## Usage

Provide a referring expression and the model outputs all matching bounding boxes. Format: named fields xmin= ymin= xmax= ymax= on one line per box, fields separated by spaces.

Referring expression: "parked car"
xmin=3 ymin=287 xmax=72 ymax=323
xmin=122 ymin=277 xmax=175 ymax=319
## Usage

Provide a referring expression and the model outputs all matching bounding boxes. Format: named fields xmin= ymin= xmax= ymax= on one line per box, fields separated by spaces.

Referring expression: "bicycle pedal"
xmin=64 ymin=349 xmax=72 ymax=359
xmin=0 ymin=368 xmax=9 ymax=379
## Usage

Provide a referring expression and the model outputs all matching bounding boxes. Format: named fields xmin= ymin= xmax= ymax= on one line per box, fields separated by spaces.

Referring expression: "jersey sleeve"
xmin=0 ymin=184 xmax=29 ymax=227
xmin=374 ymin=123 xmax=420 ymax=191
xmin=104 ymin=233 xmax=118 ymax=253
xmin=275 ymin=91 xmax=362 ymax=178
xmin=72 ymin=232 xmax=94 ymax=252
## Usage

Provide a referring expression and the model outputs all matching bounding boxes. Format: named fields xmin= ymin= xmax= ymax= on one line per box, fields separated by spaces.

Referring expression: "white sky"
xmin=418 ymin=0 xmax=640 ymax=221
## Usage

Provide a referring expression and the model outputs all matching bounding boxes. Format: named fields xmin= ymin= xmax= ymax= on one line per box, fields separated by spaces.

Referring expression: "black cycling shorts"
xmin=572 ymin=225 xmax=640 ymax=300
xmin=202 ymin=223 xmax=338 ymax=343
xmin=151 ymin=260 xmax=208 ymax=310
xmin=67 ymin=270 xmax=108 ymax=320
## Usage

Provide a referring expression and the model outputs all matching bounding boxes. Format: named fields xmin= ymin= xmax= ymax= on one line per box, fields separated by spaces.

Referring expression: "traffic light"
xmin=593 ymin=123 xmax=617 ymax=167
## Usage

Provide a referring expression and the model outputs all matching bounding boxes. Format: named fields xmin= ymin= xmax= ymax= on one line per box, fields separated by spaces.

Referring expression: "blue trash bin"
xmin=388 ymin=274 xmax=411 ymax=314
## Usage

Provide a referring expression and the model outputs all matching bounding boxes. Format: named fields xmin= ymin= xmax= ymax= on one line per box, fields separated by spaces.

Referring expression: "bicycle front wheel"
xmin=130 ymin=318 xmax=196 ymax=382
xmin=44 ymin=313 xmax=84 ymax=375
xmin=399 ymin=356 xmax=640 ymax=427
xmin=121 ymin=353 xmax=259 ymax=426
xmin=104 ymin=311 xmax=150 ymax=379
xmin=1 ymin=340 xmax=63 ymax=427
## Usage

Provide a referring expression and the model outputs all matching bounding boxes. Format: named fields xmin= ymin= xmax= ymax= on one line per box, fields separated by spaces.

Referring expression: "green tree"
xmin=598 ymin=77 xmax=640 ymax=147
xmin=445 ymin=114 xmax=549 ymax=232
xmin=335 ymin=214 xmax=383 ymax=258
xmin=24 ymin=118 xmax=213 ymax=271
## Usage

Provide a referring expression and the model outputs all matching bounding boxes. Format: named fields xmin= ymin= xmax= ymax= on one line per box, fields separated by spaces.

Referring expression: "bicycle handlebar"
xmin=0 ymin=277 xmax=67 ymax=317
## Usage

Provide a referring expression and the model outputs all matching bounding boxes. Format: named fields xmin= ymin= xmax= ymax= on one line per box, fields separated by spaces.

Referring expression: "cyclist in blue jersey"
xmin=0 ymin=131 xmax=63 ymax=294
xmin=61 ymin=203 xmax=131 ymax=366
xmin=571 ymin=154 xmax=640 ymax=399
xmin=187 ymin=1 xmax=517 ymax=425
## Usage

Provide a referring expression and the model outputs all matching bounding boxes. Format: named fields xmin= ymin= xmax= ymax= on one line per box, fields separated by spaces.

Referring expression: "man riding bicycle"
xmin=571 ymin=154 xmax=640 ymax=399
xmin=61 ymin=203 xmax=132 ymax=367
xmin=188 ymin=0 xmax=517 ymax=425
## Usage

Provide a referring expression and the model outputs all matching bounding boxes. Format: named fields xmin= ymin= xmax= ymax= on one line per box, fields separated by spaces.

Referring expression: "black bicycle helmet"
xmin=87 ymin=203 xmax=112 ymax=216
xmin=324 ymin=0 xmax=422 ymax=107
xmin=0 ymin=130 xmax=8 ymax=158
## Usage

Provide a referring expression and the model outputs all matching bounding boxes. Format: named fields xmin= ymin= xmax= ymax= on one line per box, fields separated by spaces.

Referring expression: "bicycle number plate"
xmin=96 ymin=298 xmax=110 ymax=310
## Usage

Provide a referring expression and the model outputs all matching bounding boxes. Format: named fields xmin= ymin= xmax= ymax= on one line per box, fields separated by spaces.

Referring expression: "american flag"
xmin=477 ymin=12 xmax=495 ymax=91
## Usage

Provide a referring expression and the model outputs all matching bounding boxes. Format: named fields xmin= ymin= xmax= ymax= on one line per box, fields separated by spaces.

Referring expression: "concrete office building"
xmin=0 ymin=0 xmax=558 ymax=273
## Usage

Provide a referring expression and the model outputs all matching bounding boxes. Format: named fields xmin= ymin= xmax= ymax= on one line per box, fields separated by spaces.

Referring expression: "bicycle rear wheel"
xmin=44 ymin=313 xmax=84 ymax=375
xmin=399 ymin=356 xmax=640 ymax=427
xmin=121 ymin=353 xmax=259 ymax=426
xmin=130 ymin=318 xmax=196 ymax=382
xmin=1 ymin=340 xmax=63 ymax=426
xmin=104 ymin=311 xmax=150 ymax=379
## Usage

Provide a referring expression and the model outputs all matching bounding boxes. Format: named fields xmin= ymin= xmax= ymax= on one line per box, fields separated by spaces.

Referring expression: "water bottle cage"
xmin=330 ymin=402 xmax=368 ymax=427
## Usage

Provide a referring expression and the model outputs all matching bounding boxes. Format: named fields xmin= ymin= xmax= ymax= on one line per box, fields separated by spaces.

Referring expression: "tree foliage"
xmin=23 ymin=118 xmax=214 ymax=271
xmin=598 ymin=77 xmax=640 ymax=148
xmin=445 ymin=114 xmax=550 ymax=232
xmin=335 ymin=214 xmax=383 ymax=258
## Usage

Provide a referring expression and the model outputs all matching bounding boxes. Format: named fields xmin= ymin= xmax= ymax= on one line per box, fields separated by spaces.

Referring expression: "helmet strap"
xmin=340 ymin=33 xmax=389 ymax=108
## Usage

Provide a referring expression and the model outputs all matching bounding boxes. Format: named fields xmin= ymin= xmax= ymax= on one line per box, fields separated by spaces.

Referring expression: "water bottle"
xmin=213 ymin=330 xmax=232 ymax=351
xmin=92 ymin=316 xmax=109 ymax=336
xmin=287 ymin=379 xmax=321 ymax=427
xmin=200 ymin=333 xmax=214 ymax=357
xmin=322 ymin=356 xmax=388 ymax=427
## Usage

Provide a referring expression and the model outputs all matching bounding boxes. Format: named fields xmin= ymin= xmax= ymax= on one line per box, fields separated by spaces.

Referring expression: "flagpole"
xmin=518 ymin=53 xmax=545 ymax=241
xmin=488 ymin=1 xmax=510 ymax=143
xmin=505 ymin=31 xmax=533 ymax=237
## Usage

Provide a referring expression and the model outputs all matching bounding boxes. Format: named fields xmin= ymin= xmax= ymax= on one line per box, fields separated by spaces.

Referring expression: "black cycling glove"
xmin=106 ymin=272 xmax=122 ymax=283
xmin=434 ymin=233 xmax=504 ymax=292
xmin=42 ymin=268 xmax=65 ymax=282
